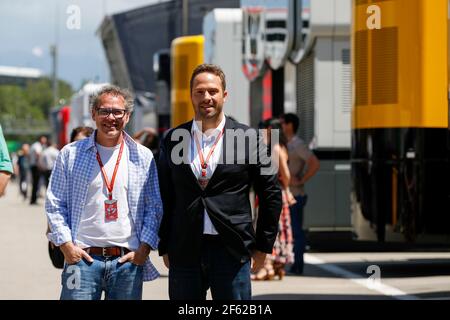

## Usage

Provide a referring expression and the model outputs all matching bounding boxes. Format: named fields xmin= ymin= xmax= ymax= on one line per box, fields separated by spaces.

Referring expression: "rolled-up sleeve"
xmin=45 ymin=149 xmax=72 ymax=246
xmin=141 ymin=158 xmax=163 ymax=250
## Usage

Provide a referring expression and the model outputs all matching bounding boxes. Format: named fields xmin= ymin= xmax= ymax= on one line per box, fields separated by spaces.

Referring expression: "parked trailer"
xmin=351 ymin=0 xmax=450 ymax=243
xmin=49 ymin=105 xmax=71 ymax=149
xmin=203 ymin=9 xmax=250 ymax=125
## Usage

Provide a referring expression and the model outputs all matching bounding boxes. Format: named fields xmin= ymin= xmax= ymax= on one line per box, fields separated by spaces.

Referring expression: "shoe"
xmin=251 ymin=266 xmax=275 ymax=281
xmin=274 ymin=265 xmax=286 ymax=280
xmin=289 ymin=265 xmax=303 ymax=275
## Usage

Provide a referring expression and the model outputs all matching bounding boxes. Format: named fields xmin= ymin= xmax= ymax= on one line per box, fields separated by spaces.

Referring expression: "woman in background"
xmin=70 ymin=126 xmax=94 ymax=143
xmin=252 ymin=118 xmax=295 ymax=280
xmin=133 ymin=127 xmax=160 ymax=161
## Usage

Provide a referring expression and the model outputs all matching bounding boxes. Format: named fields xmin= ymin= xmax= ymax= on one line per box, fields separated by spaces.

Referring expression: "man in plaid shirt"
xmin=46 ymin=85 xmax=163 ymax=300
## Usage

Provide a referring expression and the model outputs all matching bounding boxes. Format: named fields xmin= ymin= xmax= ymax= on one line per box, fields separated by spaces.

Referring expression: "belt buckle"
xmin=102 ymin=247 xmax=110 ymax=257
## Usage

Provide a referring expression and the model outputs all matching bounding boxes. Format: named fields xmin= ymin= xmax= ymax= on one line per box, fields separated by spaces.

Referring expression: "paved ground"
xmin=1 ymin=181 xmax=450 ymax=300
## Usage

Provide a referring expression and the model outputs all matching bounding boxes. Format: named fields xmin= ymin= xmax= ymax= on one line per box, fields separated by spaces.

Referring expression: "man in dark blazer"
xmin=158 ymin=64 xmax=282 ymax=300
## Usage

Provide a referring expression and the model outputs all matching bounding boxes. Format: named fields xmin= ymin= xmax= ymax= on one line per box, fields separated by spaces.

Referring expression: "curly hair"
xmin=89 ymin=85 xmax=134 ymax=113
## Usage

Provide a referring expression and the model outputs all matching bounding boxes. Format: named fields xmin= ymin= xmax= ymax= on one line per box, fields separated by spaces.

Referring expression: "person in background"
xmin=280 ymin=113 xmax=320 ymax=275
xmin=17 ymin=143 xmax=30 ymax=199
xmin=29 ymin=135 xmax=47 ymax=205
xmin=133 ymin=127 xmax=160 ymax=161
xmin=70 ymin=126 xmax=94 ymax=143
xmin=39 ymin=139 xmax=59 ymax=188
xmin=0 ymin=125 xmax=13 ymax=197
xmin=252 ymin=118 xmax=295 ymax=281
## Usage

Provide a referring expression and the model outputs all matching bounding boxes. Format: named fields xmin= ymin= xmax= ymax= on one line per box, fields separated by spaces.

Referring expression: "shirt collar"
xmin=191 ymin=115 xmax=226 ymax=138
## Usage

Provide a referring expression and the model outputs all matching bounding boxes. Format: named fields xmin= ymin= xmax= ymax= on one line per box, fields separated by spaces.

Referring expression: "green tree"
xmin=0 ymin=85 xmax=47 ymax=142
xmin=0 ymin=85 xmax=44 ymax=120
xmin=0 ymin=78 xmax=73 ymax=142
xmin=25 ymin=78 xmax=73 ymax=117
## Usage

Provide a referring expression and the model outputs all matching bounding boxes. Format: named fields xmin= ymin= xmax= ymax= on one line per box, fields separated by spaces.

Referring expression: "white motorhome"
xmin=203 ymin=9 xmax=250 ymax=125
xmin=293 ymin=0 xmax=351 ymax=150
xmin=69 ymin=83 xmax=109 ymax=135
xmin=294 ymin=0 xmax=352 ymax=234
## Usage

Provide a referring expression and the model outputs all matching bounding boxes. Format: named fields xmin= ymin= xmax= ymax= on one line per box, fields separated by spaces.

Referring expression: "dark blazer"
xmin=158 ymin=116 xmax=282 ymax=267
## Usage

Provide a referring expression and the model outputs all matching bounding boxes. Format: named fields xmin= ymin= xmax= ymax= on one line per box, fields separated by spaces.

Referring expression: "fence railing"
xmin=0 ymin=117 xmax=50 ymax=136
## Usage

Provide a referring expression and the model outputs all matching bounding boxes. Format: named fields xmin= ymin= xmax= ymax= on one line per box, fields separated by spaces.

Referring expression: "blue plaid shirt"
xmin=46 ymin=131 xmax=163 ymax=281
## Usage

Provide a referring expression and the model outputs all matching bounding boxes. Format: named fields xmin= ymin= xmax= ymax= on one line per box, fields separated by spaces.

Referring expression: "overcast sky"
xmin=0 ymin=0 xmax=167 ymax=90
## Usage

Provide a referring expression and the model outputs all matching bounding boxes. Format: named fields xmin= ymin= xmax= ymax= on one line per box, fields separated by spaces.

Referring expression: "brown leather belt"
xmin=84 ymin=246 xmax=130 ymax=257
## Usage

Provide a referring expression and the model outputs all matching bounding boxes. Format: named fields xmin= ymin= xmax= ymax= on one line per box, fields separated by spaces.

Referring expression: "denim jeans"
xmin=289 ymin=194 xmax=307 ymax=273
xmin=168 ymin=237 xmax=251 ymax=300
xmin=60 ymin=255 xmax=143 ymax=300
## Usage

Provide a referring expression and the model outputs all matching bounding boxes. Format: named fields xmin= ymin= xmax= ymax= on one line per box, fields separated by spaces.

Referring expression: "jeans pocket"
xmin=119 ymin=261 xmax=144 ymax=274
xmin=127 ymin=262 xmax=144 ymax=282
xmin=64 ymin=259 xmax=83 ymax=269
xmin=61 ymin=260 xmax=83 ymax=286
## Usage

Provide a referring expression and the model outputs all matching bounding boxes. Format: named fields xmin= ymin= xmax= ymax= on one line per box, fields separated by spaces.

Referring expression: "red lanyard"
xmin=95 ymin=141 xmax=124 ymax=200
xmin=194 ymin=128 xmax=225 ymax=177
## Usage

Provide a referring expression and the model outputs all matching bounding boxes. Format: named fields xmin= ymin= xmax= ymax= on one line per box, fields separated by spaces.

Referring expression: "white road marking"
xmin=305 ymin=253 xmax=420 ymax=300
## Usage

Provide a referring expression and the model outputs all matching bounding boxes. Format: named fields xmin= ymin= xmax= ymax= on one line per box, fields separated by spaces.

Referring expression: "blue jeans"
xmin=169 ymin=237 xmax=251 ymax=300
xmin=60 ymin=255 xmax=143 ymax=300
xmin=289 ymin=194 xmax=307 ymax=273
